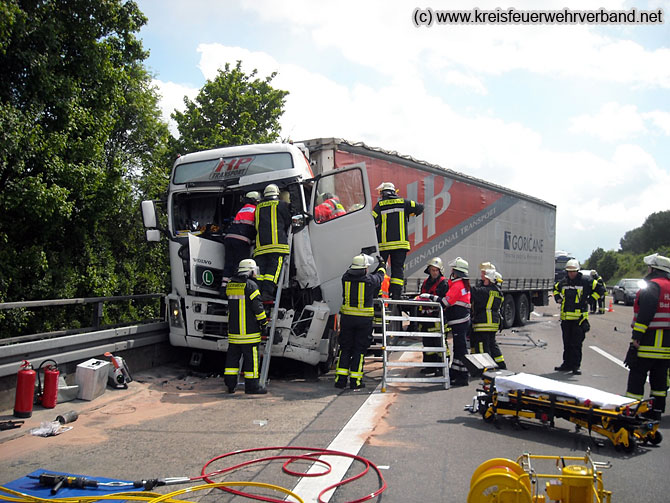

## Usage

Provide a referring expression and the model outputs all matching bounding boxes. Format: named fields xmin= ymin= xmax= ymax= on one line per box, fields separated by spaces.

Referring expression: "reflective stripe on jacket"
xmin=340 ymin=266 xmax=386 ymax=318
xmin=553 ymin=272 xmax=603 ymax=321
xmin=632 ymin=274 xmax=670 ymax=360
xmin=225 ymin=203 xmax=257 ymax=243
xmin=372 ymin=196 xmax=423 ymax=251
xmin=471 ymin=283 xmax=503 ymax=332
xmin=441 ymin=278 xmax=471 ymax=326
xmin=254 ymin=198 xmax=290 ymax=256
xmin=226 ymin=276 xmax=267 ymax=344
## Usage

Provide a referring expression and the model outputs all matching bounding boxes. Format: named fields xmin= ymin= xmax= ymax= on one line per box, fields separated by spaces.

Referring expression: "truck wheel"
xmin=514 ymin=294 xmax=529 ymax=327
xmin=318 ymin=329 xmax=339 ymax=374
xmin=502 ymin=295 xmax=516 ymax=329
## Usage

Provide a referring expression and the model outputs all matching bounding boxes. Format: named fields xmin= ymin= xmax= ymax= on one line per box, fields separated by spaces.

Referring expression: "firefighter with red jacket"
xmin=415 ymin=257 xmax=450 ymax=376
xmin=335 ymin=254 xmax=386 ymax=390
xmin=471 ymin=266 xmax=506 ymax=369
xmin=224 ymin=259 xmax=268 ymax=395
xmin=254 ymin=184 xmax=291 ymax=302
xmin=371 ymin=182 xmax=424 ymax=300
xmin=553 ymin=258 xmax=604 ymax=375
xmin=624 ymin=253 xmax=670 ymax=420
xmin=222 ymin=191 xmax=260 ymax=288
xmin=314 ymin=192 xmax=346 ymax=222
xmin=440 ymin=257 xmax=471 ymax=386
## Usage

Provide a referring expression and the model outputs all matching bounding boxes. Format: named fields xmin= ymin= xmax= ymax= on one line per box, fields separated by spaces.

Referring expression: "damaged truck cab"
xmin=141 ymin=142 xmax=378 ymax=372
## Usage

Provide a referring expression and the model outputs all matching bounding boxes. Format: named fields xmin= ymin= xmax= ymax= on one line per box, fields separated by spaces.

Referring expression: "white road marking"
xmin=589 ymin=345 xmax=626 ymax=369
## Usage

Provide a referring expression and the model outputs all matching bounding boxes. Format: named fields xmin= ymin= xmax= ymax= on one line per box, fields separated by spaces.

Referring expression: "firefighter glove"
xmin=624 ymin=343 xmax=638 ymax=369
xmin=579 ymin=317 xmax=590 ymax=333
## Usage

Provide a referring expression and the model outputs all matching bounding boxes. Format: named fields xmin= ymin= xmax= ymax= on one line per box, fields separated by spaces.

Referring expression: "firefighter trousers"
xmin=450 ymin=321 xmax=470 ymax=382
xmin=224 ymin=342 xmax=261 ymax=392
xmin=381 ymin=249 xmax=407 ymax=299
xmin=335 ymin=315 xmax=372 ymax=387
xmin=223 ymin=239 xmax=251 ymax=279
xmin=560 ymin=320 xmax=585 ymax=371
xmin=471 ymin=330 xmax=506 ymax=369
xmin=626 ymin=357 xmax=670 ymax=413
xmin=255 ymin=253 xmax=286 ymax=298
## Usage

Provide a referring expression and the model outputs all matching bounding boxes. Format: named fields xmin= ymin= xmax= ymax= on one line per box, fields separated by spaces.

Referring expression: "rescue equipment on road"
xmin=466 ymin=370 xmax=662 ymax=452
xmin=13 ymin=360 xmax=36 ymax=418
xmin=467 ymin=449 xmax=612 ymax=503
xmin=37 ymin=359 xmax=60 ymax=409
xmin=103 ymin=352 xmax=132 ymax=388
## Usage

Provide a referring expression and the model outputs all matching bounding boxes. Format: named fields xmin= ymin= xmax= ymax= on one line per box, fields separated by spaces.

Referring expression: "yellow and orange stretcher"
xmin=467 ymin=370 xmax=662 ymax=452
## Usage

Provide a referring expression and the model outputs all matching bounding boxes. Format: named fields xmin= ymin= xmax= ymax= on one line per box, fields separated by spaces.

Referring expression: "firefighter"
xmin=491 ymin=271 xmax=507 ymax=369
xmin=440 ymin=257 xmax=471 ymax=386
xmin=624 ymin=253 xmax=670 ymax=420
xmin=371 ymin=182 xmax=424 ymax=299
xmin=592 ymin=270 xmax=607 ymax=314
xmin=471 ymin=267 xmax=506 ymax=369
xmin=221 ymin=191 xmax=260 ymax=290
xmin=254 ymin=184 xmax=291 ymax=302
xmin=415 ymin=257 xmax=450 ymax=375
xmin=224 ymin=259 xmax=268 ymax=395
xmin=553 ymin=259 xmax=605 ymax=375
xmin=335 ymin=254 xmax=386 ymax=390
xmin=314 ymin=192 xmax=346 ymax=222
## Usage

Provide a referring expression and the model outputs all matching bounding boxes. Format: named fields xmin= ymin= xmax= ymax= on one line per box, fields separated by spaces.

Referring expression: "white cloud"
xmin=152 ymin=79 xmax=199 ymax=135
xmin=643 ymin=110 xmax=670 ymax=136
xmin=569 ymin=102 xmax=647 ymax=141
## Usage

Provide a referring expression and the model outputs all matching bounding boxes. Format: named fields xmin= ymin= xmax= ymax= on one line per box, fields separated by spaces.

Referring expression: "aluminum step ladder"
xmin=258 ymin=227 xmax=292 ymax=388
xmin=379 ymin=299 xmax=450 ymax=392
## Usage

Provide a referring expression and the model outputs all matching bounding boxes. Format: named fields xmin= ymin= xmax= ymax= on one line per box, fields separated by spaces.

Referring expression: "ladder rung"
xmin=383 ymin=346 xmax=444 ymax=352
xmin=385 ymin=331 xmax=443 ymax=337
xmin=385 ymin=361 xmax=448 ymax=368
xmin=384 ymin=377 xmax=450 ymax=383
xmin=384 ymin=316 xmax=441 ymax=322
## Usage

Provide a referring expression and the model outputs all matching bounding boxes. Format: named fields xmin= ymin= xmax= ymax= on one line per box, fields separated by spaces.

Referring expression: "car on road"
xmin=612 ymin=278 xmax=646 ymax=305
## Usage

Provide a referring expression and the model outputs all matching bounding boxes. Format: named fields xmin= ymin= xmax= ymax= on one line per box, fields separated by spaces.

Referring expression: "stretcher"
xmin=466 ymin=370 xmax=662 ymax=452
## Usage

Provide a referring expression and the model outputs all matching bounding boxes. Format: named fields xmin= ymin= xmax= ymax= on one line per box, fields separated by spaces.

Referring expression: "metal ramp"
xmin=378 ymin=299 xmax=450 ymax=392
xmin=497 ymin=329 xmax=547 ymax=348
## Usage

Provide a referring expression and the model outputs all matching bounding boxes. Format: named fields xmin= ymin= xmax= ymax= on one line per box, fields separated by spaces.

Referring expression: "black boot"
xmin=245 ymin=387 xmax=268 ymax=395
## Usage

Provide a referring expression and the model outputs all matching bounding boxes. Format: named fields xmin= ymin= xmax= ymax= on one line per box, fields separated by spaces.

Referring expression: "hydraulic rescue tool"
xmin=468 ymin=449 xmax=612 ymax=503
xmin=466 ymin=370 xmax=662 ymax=452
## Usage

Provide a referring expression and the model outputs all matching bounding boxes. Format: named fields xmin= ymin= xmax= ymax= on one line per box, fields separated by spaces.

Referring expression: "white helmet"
xmin=479 ymin=261 xmax=496 ymax=272
xmin=644 ymin=253 xmax=670 ymax=273
xmin=449 ymin=257 xmax=469 ymax=275
xmin=264 ymin=184 xmax=280 ymax=198
xmin=424 ymin=257 xmax=444 ymax=274
xmin=245 ymin=191 xmax=260 ymax=202
xmin=494 ymin=272 xmax=503 ymax=285
xmin=484 ymin=268 xmax=496 ymax=282
xmin=350 ymin=254 xmax=368 ymax=270
xmin=237 ymin=258 xmax=259 ymax=275
xmin=377 ymin=182 xmax=396 ymax=194
xmin=565 ymin=259 xmax=580 ymax=271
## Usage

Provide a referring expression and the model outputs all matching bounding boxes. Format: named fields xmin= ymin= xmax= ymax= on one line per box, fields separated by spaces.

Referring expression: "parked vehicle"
xmin=613 ymin=278 xmax=646 ymax=305
xmin=554 ymin=250 xmax=575 ymax=283
xmin=141 ymin=138 xmax=557 ymax=373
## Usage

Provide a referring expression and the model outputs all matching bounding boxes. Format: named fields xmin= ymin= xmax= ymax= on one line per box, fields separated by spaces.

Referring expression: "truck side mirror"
xmin=141 ymin=200 xmax=157 ymax=228
xmin=145 ymin=229 xmax=161 ymax=242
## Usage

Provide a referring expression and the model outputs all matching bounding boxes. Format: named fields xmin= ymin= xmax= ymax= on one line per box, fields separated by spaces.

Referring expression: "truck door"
xmin=308 ymin=164 xmax=378 ymax=312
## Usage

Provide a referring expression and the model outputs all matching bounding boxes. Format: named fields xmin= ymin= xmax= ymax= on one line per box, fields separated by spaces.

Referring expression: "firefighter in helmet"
xmin=221 ymin=191 xmax=261 ymax=290
xmin=371 ymin=182 xmax=424 ymax=300
xmin=224 ymin=259 xmax=268 ymax=395
xmin=254 ymin=184 xmax=291 ymax=302
xmin=553 ymin=258 xmax=605 ymax=375
xmin=335 ymin=254 xmax=386 ymax=390
xmin=471 ymin=266 xmax=506 ymax=369
xmin=624 ymin=253 xmax=670 ymax=420
xmin=439 ymin=257 xmax=471 ymax=386
xmin=415 ymin=257 xmax=450 ymax=375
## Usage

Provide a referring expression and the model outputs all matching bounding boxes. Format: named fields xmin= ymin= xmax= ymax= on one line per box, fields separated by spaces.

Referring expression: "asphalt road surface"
xmin=1 ymin=302 xmax=668 ymax=502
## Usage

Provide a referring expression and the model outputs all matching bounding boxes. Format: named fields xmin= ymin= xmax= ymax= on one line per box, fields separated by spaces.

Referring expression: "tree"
xmin=620 ymin=210 xmax=670 ymax=253
xmin=171 ymin=61 xmax=288 ymax=155
xmin=0 ymin=0 xmax=170 ymax=336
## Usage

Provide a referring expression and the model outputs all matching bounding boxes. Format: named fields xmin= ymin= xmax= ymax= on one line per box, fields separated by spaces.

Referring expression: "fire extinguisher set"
xmin=13 ymin=359 xmax=60 ymax=418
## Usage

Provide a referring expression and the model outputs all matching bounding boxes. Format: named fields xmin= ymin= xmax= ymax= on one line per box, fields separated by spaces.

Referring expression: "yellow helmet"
xmin=424 ymin=257 xmax=444 ymax=274
xmin=350 ymin=254 xmax=368 ymax=270
xmin=264 ymin=184 xmax=280 ymax=198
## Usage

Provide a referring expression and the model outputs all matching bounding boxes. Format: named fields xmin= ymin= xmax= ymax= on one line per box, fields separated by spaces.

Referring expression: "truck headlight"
xmin=169 ymin=298 xmax=184 ymax=328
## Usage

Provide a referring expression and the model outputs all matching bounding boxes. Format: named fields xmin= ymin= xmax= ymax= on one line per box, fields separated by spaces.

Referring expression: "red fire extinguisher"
xmin=37 ymin=359 xmax=60 ymax=409
xmin=14 ymin=360 xmax=36 ymax=418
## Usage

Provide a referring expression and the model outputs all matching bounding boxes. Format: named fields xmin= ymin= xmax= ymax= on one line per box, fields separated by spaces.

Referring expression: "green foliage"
xmin=0 ymin=0 xmax=170 ymax=337
xmin=620 ymin=210 xmax=670 ymax=253
xmin=584 ymin=245 xmax=670 ymax=285
xmin=171 ymin=61 xmax=288 ymax=155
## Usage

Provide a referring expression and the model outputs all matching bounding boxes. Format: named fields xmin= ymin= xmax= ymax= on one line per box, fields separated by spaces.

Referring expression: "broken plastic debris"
xmin=30 ymin=420 xmax=73 ymax=437
xmin=253 ymin=419 xmax=268 ymax=427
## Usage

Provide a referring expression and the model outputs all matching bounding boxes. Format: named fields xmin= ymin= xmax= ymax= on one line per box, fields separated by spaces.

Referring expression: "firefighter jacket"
xmin=471 ymin=283 xmax=503 ymax=332
xmin=254 ymin=198 xmax=291 ymax=256
xmin=225 ymin=273 xmax=267 ymax=344
xmin=631 ymin=271 xmax=670 ymax=360
xmin=225 ymin=203 xmax=257 ymax=244
xmin=420 ymin=275 xmax=448 ymax=298
xmin=553 ymin=272 xmax=604 ymax=321
xmin=441 ymin=278 xmax=471 ymax=326
xmin=340 ymin=264 xmax=386 ymax=318
xmin=315 ymin=196 xmax=346 ymax=222
xmin=372 ymin=195 xmax=424 ymax=251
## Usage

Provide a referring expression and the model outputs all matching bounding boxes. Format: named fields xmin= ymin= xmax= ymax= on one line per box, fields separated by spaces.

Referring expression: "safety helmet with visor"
xmin=644 ymin=253 xmax=670 ymax=274
xmin=237 ymin=258 xmax=259 ymax=276
xmin=565 ymin=259 xmax=580 ymax=272
xmin=264 ymin=184 xmax=280 ymax=198
xmin=424 ymin=257 xmax=444 ymax=274
xmin=449 ymin=257 xmax=469 ymax=277
xmin=350 ymin=254 xmax=369 ymax=270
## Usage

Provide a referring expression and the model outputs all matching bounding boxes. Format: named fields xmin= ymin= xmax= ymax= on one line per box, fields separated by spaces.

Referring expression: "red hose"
xmin=198 ymin=446 xmax=387 ymax=503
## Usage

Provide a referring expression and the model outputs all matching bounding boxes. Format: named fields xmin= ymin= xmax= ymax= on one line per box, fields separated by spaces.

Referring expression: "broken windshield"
xmin=173 ymin=152 xmax=294 ymax=184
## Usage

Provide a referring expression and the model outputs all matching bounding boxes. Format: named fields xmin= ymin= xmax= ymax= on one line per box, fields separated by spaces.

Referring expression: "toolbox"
xmin=75 ymin=359 xmax=110 ymax=400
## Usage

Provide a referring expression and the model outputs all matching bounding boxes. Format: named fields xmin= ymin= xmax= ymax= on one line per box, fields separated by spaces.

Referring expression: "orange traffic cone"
xmin=608 ymin=299 xmax=614 ymax=312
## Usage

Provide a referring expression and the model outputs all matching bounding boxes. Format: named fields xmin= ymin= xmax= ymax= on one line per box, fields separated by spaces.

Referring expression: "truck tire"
xmin=502 ymin=294 xmax=516 ymax=329
xmin=318 ymin=328 xmax=339 ymax=374
xmin=514 ymin=294 xmax=530 ymax=327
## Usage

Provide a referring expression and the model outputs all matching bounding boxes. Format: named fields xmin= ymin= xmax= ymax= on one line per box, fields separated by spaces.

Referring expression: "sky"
xmin=135 ymin=0 xmax=670 ymax=262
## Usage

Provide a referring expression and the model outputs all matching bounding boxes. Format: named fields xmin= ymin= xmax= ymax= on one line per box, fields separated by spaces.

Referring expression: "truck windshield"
xmin=173 ymin=152 xmax=293 ymax=184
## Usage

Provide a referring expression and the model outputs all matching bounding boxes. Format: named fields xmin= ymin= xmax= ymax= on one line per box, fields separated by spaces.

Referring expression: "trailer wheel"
xmin=318 ymin=329 xmax=339 ymax=374
xmin=514 ymin=294 xmax=529 ymax=327
xmin=502 ymin=295 xmax=516 ymax=329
